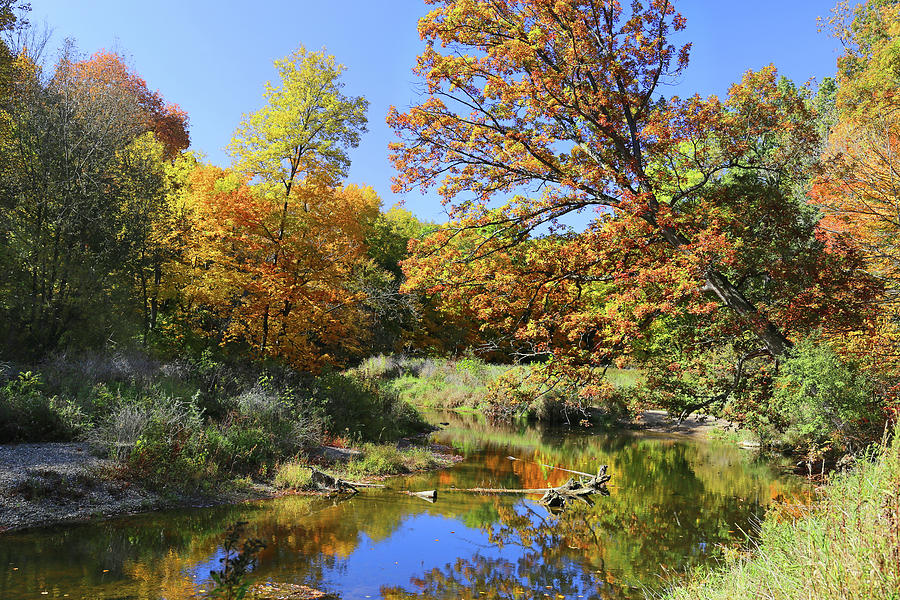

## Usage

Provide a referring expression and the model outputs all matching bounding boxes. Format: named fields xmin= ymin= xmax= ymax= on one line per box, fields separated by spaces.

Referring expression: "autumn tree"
xmin=389 ymin=0 xmax=871 ymax=416
xmin=811 ymin=0 xmax=900 ymax=377
xmin=0 ymin=1 xmax=27 ymax=93
xmin=71 ymin=50 xmax=189 ymax=159
xmin=171 ymin=162 xmax=381 ymax=369
xmin=0 ymin=44 xmax=188 ymax=355
xmin=219 ymin=46 xmax=369 ymax=357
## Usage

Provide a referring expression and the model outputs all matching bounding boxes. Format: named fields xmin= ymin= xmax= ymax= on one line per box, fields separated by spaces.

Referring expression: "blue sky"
xmin=30 ymin=0 xmax=855 ymax=222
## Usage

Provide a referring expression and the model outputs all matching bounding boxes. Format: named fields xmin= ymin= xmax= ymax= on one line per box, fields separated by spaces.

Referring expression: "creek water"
xmin=0 ymin=412 xmax=807 ymax=599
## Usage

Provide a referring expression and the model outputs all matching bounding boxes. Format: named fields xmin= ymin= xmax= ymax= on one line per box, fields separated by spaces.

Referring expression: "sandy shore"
xmin=0 ymin=442 xmax=282 ymax=534
xmin=630 ymin=409 xmax=742 ymax=440
xmin=0 ymin=441 xmax=457 ymax=534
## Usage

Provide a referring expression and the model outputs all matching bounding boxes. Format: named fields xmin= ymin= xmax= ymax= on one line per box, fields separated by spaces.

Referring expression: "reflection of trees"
xmin=381 ymin=555 xmax=614 ymax=600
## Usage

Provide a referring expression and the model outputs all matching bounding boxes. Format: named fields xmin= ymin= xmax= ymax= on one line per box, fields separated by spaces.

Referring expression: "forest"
xmin=1 ymin=0 xmax=900 ymax=599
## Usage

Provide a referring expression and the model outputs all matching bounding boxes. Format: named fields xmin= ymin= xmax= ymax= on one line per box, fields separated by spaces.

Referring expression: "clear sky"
xmin=29 ymin=0 xmax=856 ymax=222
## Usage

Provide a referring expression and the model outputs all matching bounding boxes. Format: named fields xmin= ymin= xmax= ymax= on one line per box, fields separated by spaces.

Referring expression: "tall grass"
xmin=355 ymin=354 xmax=511 ymax=410
xmin=355 ymin=355 xmax=645 ymax=425
xmin=662 ymin=425 xmax=900 ymax=600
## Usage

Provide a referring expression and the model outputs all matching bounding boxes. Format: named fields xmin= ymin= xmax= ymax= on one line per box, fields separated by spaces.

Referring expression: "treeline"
xmin=5 ymin=0 xmax=900 ymax=460
xmin=0 ymin=8 xmax=482 ymax=369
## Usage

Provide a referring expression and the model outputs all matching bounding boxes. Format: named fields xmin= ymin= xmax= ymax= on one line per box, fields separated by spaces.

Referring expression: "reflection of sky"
xmin=181 ymin=547 xmax=227 ymax=588
xmin=323 ymin=513 xmax=498 ymax=597
xmin=306 ymin=500 xmax=602 ymax=599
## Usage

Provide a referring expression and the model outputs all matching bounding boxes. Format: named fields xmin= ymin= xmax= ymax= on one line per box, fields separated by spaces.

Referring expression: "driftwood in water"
xmin=303 ymin=462 xmax=609 ymax=511
xmin=539 ymin=465 xmax=610 ymax=509
xmin=446 ymin=465 xmax=611 ymax=510
xmin=449 ymin=487 xmax=556 ymax=494
xmin=506 ymin=456 xmax=596 ymax=478
xmin=404 ymin=489 xmax=438 ymax=502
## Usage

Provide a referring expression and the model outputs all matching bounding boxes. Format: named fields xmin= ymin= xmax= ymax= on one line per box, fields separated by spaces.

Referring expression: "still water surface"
xmin=0 ymin=412 xmax=807 ymax=599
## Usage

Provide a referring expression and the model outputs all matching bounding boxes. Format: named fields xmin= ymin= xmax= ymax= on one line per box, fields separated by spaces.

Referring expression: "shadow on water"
xmin=0 ymin=411 xmax=808 ymax=599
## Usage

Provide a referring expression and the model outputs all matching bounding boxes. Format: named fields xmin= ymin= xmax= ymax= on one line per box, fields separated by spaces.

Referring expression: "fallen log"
xmin=444 ymin=465 xmax=611 ymax=510
xmin=539 ymin=465 xmax=610 ymax=510
xmin=305 ymin=467 xmax=359 ymax=493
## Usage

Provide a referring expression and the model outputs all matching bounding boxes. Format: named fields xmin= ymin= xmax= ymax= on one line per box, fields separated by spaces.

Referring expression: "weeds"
xmin=339 ymin=443 xmax=445 ymax=478
xmin=207 ymin=522 xmax=266 ymax=600
xmin=273 ymin=462 xmax=314 ymax=490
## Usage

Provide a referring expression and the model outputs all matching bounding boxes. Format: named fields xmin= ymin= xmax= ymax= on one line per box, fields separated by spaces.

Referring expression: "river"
xmin=0 ymin=411 xmax=807 ymax=599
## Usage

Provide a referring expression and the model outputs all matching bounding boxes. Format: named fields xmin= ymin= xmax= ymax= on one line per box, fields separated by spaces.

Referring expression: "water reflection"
xmin=0 ymin=412 xmax=806 ymax=599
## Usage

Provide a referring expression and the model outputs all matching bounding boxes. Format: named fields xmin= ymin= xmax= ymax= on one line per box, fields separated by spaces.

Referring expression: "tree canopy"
xmin=389 ymin=0 xmax=875 ymax=416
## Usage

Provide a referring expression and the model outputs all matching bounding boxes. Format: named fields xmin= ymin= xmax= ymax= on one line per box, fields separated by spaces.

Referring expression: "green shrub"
xmin=763 ymin=336 xmax=882 ymax=453
xmin=309 ymin=372 xmax=426 ymax=441
xmin=0 ymin=371 xmax=80 ymax=442
xmin=123 ymin=399 xmax=210 ymax=488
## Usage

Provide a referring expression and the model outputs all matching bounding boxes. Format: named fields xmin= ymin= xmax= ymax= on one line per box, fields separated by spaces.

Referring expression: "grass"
xmin=273 ymin=462 xmax=314 ymax=490
xmin=273 ymin=443 xmax=452 ymax=489
xmin=354 ymin=354 xmax=644 ymax=423
xmin=355 ymin=354 xmax=510 ymax=410
xmin=661 ymin=424 xmax=900 ymax=600
xmin=339 ymin=443 xmax=446 ymax=478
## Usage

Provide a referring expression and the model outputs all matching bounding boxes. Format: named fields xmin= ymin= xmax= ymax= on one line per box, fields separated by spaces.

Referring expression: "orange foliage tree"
xmin=70 ymin=50 xmax=189 ymax=159
xmin=175 ymin=163 xmax=380 ymax=370
xmin=389 ymin=0 xmax=875 ymax=416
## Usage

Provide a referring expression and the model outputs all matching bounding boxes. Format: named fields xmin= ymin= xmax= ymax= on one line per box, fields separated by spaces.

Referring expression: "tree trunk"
xmin=702 ymin=269 xmax=792 ymax=356
xmin=654 ymin=220 xmax=793 ymax=357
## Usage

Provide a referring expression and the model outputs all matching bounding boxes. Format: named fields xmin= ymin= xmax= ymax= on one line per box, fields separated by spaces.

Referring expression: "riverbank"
xmin=664 ymin=424 xmax=900 ymax=600
xmin=0 ymin=440 xmax=457 ymax=533
xmin=630 ymin=409 xmax=750 ymax=441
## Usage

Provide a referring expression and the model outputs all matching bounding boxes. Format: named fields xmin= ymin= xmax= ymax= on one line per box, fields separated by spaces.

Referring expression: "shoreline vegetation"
xmin=663 ymin=423 xmax=900 ymax=600
xmin=0 ymin=350 xmax=459 ymax=533
xmin=0 ymin=348 xmax=741 ymax=535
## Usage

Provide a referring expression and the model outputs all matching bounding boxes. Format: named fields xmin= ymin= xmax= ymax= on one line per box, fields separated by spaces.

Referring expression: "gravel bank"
xmin=0 ymin=442 xmax=161 ymax=533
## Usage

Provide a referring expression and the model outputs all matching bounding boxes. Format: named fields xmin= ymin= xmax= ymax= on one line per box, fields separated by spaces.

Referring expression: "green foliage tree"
xmin=227 ymin=45 xmax=368 ymax=190
xmin=766 ymin=335 xmax=879 ymax=452
xmin=0 ymin=44 xmax=187 ymax=356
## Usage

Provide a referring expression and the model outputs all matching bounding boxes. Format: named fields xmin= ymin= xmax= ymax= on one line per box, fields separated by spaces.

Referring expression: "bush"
xmin=0 ymin=371 xmax=86 ymax=442
xmin=1 ymin=350 xmax=432 ymax=491
xmin=763 ymin=336 xmax=882 ymax=453
xmin=309 ymin=372 xmax=426 ymax=441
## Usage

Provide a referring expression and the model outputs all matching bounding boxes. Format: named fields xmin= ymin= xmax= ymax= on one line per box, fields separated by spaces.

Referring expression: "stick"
xmin=403 ymin=489 xmax=438 ymax=502
xmin=445 ymin=487 xmax=554 ymax=494
xmin=344 ymin=481 xmax=386 ymax=489
xmin=506 ymin=456 xmax=595 ymax=478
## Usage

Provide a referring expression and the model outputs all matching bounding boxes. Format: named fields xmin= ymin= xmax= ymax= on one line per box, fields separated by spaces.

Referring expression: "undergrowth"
xmin=0 ymin=350 xmax=428 ymax=491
